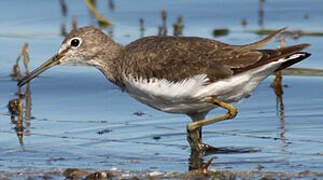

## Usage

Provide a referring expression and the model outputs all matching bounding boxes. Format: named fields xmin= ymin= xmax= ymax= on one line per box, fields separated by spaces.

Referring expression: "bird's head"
xmin=18 ymin=26 xmax=120 ymax=87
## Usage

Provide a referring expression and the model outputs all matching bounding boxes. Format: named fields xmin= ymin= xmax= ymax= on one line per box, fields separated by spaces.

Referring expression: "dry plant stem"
xmin=59 ymin=0 xmax=67 ymax=16
xmin=278 ymin=36 xmax=286 ymax=49
xmin=158 ymin=9 xmax=167 ymax=36
xmin=271 ymin=36 xmax=285 ymax=95
xmin=187 ymin=97 xmax=238 ymax=152
xmin=173 ymin=14 xmax=184 ymax=36
xmin=11 ymin=43 xmax=29 ymax=80
xmin=72 ymin=16 xmax=77 ymax=30
xmin=271 ymin=36 xmax=285 ymax=118
xmin=23 ymin=46 xmax=30 ymax=75
xmin=84 ymin=0 xmax=113 ymax=25
xmin=17 ymin=43 xmax=29 ymax=64
xmin=139 ymin=18 xmax=145 ymax=38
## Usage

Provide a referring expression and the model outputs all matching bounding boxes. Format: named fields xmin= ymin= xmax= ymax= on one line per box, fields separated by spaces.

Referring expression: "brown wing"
xmin=119 ymin=34 xmax=309 ymax=83
xmin=120 ymin=36 xmax=235 ymax=82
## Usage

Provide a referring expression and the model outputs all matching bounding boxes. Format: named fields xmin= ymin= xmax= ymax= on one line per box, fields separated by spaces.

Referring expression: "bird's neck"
xmin=94 ymin=42 xmax=125 ymax=88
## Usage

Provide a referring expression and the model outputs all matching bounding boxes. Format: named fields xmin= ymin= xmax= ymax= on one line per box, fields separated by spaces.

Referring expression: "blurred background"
xmin=0 ymin=0 xmax=323 ymax=178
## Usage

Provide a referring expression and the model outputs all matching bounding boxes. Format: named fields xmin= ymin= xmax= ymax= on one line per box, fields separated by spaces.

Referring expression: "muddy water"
xmin=0 ymin=0 xmax=322 ymax=178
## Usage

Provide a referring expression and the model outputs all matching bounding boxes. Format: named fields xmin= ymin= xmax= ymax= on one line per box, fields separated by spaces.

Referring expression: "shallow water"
xmin=0 ymin=0 xmax=323 ymax=178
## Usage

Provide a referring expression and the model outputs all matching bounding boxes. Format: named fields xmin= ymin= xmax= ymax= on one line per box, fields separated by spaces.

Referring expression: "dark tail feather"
xmin=276 ymin=52 xmax=311 ymax=71
xmin=233 ymin=43 xmax=311 ymax=74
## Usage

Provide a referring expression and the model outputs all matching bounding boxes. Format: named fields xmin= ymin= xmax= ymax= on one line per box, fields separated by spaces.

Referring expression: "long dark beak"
xmin=18 ymin=53 xmax=62 ymax=87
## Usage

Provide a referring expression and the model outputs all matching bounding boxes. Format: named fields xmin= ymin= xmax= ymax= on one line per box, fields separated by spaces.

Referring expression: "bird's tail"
xmin=274 ymin=44 xmax=311 ymax=71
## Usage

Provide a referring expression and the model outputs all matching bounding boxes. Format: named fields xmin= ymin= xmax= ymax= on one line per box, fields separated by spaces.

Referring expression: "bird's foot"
xmin=186 ymin=126 xmax=218 ymax=154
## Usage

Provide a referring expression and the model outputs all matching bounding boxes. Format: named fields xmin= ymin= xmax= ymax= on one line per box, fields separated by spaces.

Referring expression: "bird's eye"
xmin=70 ymin=38 xmax=80 ymax=47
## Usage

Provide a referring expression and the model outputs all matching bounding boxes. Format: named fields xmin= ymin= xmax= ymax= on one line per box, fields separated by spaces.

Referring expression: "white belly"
xmin=123 ymin=57 xmax=292 ymax=114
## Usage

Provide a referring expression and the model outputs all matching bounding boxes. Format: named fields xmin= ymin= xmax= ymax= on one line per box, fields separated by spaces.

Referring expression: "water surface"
xmin=0 ymin=0 xmax=322 ymax=178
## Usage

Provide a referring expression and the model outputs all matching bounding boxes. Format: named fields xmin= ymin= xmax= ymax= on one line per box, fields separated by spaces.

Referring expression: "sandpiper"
xmin=18 ymin=26 xmax=310 ymax=153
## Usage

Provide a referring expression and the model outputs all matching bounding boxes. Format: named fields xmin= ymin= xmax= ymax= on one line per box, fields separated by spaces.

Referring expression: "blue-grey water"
xmin=0 ymin=0 xmax=323 ymax=178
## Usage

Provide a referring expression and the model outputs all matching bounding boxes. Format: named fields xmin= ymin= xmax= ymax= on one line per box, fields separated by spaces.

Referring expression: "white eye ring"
xmin=70 ymin=37 xmax=82 ymax=47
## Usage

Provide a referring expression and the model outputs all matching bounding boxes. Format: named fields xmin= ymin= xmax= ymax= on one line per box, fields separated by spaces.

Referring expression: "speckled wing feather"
xmin=119 ymin=36 xmax=235 ymax=82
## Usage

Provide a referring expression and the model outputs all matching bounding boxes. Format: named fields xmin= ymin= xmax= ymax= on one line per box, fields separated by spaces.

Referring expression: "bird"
xmin=18 ymin=26 xmax=311 ymax=153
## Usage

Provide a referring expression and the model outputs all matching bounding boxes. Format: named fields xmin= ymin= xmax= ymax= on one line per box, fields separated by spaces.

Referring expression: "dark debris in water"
xmin=133 ymin=111 xmax=145 ymax=116
xmin=213 ymin=29 xmax=230 ymax=37
xmin=97 ymin=128 xmax=112 ymax=135
xmin=153 ymin=136 xmax=161 ymax=140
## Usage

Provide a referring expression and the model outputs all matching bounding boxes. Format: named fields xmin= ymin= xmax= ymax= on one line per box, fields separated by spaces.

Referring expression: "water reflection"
xmin=272 ymin=37 xmax=288 ymax=153
xmin=8 ymin=83 xmax=32 ymax=147
xmin=271 ymin=73 xmax=288 ymax=153
xmin=189 ymin=146 xmax=259 ymax=170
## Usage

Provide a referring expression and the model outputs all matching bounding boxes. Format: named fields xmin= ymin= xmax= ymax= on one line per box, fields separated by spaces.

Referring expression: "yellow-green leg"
xmin=187 ymin=97 xmax=238 ymax=153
